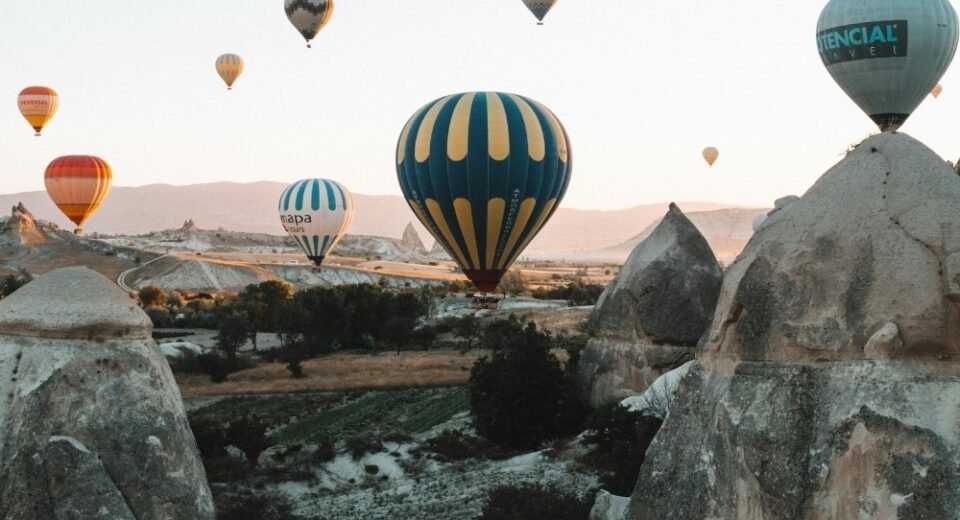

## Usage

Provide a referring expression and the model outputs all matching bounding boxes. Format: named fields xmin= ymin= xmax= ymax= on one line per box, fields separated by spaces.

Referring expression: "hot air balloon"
xmin=396 ymin=92 xmax=572 ymax=293
xmin=523 ymin=0 xmax=557 ymax=25
xmin=284 ymin=0 xmax=334 ymax=48
xmin=215 ymin=54 xmax=244 ymax=90
xmin=278 ymin=178 xmax=354 ymax=268
xmin=932 ymin=83 xmax=944 ymax=98
xmin=18 ymin=86 xmax=58 ymax=136
xmin=702 ymin=147 xmax=719 ymax=166
xmin=817 ymin=0 xmax=959 ymax=131
xmin=44 ymin=156 xmax=112 ymax=234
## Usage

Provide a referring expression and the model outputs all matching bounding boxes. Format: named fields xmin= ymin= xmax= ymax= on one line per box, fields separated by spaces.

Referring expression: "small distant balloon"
xmin=18 ymin=86 xmax=58 ymax=136
xmin=45 ymin=156 xmax=113 ymax=235
xmin=278 ymin=178 xmax=354 ymax=268
xmin=215 ymin=54 xmax=244 ymax=90
xmin=931 ymin=84 xmax=944 ymax=98
xmin=702 ymin=147 xmax=719 ymax=167
xmin=285 ymin=0 xmax=335 ymax=48
xmin=522 ymin=0 xmax=557 ymax=25
xmin=817 ymin=0 xmax=959 ymax=131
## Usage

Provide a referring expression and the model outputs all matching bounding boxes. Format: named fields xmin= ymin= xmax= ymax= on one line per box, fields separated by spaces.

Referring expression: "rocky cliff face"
xmin=0 ymin=267 xmax=214 ymax=519
xmin=628 ymin=133 xmax=960 ymax=519
xmin=578 ymin=204 xmax=723 ymax=407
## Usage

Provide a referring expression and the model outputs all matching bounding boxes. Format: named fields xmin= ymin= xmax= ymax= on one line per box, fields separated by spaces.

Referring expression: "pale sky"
xmin=1 ymin=1 xmax=959 ymax=211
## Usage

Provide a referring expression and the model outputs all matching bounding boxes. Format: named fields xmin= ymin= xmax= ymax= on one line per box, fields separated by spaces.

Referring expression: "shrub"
xmin=345 ymin=435 xmax=382 ymax=460
xmin=137 ymin=285 xmax=166 ymax=307
xmin=480 ymin=483 xmax=594 ymax=520
xmin=423 ymin=430 xmax=491 ymax=462
xmin=226 ymin=414 xmax=271 ymax=469
xmin=583 ymin=403 xmax=664 ymax=495
xmin=144 ymin=306 xmax=172 ymax=328
xmin=198 ymin=353 xmax=231 ymax=383
xmin=469 ymin=321 xmax=591 ymax=450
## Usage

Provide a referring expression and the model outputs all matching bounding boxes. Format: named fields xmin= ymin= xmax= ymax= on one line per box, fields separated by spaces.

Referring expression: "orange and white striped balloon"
xmin=18 ymin=86 xmax=59 ymax=136
xmin=44 ymin=156 xmax=113 ymax=234
xmin=215 ymin=54 xmax=244 ymax=90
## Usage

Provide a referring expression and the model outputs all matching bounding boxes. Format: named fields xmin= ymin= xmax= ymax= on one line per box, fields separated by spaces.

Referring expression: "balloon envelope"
xmin=284 ymin=0 xmax=335 ymax=47
xmin=44 ymin=156 xmax=112 ymax=234
xmin=278 ymin=178 xmax=354 ymax=267
xmin=817 ymin=0 xmax=959 ymax=131
xmin=523 ymin=0 xmax=557 ymax=24
xmin=18 ymin=86 xmax=58 ymax=136
xmin=215 ymin=54 xmax=244 ymax=89
xmin=702 ymin=147 xmax=719 ymax=166
xmin=396 ymin=92 xmax=572 ymax=293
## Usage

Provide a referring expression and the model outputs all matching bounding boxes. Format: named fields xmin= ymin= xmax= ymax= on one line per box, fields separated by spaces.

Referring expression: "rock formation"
xmin=628 ymin=133 xmax=960 ymax=519
xmin=578 ymin=203 xmax=724 ymax=407
xmin=3 ymin=203 xmax=46 ymax=247
xmin=180 ymin=218 xmax=198 ymax=232
xmin=400 ymin=222 xmax=427 ymax=253
xmin=0 ymin=267 xmax=214 ymax=519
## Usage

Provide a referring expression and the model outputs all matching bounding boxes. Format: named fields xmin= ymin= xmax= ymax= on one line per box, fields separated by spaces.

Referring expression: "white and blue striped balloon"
xmin=278 ymin=178 xmax=354 ymax=267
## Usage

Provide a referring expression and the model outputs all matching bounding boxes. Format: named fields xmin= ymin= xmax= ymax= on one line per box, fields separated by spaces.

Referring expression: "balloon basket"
xmin=470 ymin=293 xmax=501 ymax=310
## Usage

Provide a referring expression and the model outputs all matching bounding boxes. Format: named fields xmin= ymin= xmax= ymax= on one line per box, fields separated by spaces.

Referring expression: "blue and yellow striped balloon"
xmin=396 ymin=92 xmax=572 ymax=292
xmin=278 ymin=178 xmax=354 ymax=267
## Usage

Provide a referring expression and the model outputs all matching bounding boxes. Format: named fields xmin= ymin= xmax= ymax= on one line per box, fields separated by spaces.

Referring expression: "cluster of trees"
xmin=531 ymin=281 xmax=606 ymax=306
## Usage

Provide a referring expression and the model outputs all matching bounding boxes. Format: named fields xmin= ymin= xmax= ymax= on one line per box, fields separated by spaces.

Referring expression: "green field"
xmin=188 ymin=386 xmax=469 ymax=446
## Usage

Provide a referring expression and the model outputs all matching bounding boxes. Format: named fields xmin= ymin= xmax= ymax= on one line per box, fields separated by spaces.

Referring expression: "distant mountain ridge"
xmin=0 ymin=182 xmax=754 ymax=253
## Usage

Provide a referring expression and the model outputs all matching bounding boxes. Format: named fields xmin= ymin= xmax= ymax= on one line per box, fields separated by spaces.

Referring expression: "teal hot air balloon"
xmin=396 ymin=92 xmax=572 ymax=293
xmin=817 ymin=0 xmax=959 ymax=131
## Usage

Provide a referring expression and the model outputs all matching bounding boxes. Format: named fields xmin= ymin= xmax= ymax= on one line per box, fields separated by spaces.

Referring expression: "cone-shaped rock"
xmin=578 ymin=203 xmax=723 ymax=407
xmin=401 ymin=222 xmax=427 ymax=254
xmin=0 ymin=267 xmax=214 ymax=519
xmin=628 ymin=133 xmax=960 ymax=519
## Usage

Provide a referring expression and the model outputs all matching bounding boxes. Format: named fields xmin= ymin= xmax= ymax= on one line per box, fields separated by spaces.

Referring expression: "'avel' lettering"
xmin=817 ymin=20 xmax=908 ymax=65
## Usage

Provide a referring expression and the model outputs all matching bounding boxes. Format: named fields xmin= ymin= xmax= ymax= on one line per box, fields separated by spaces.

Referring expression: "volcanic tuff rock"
xmin=578 ymin=204 xmax=723 ymax=406
xmin=0 ymin=267 xmax=214 ymax=519
xmin=400 ymin=222 xmax=427 ymax=253
xmin=628 ymin=133 xmax=960 ymax=519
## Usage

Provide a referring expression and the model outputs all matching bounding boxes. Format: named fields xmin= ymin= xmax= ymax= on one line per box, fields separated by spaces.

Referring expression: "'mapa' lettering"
xmin=280 ymin=214 xmax=313 ymax=225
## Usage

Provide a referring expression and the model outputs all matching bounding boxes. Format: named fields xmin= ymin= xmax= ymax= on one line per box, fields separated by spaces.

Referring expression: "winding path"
xmin=116 ymin=254 xmax=170 ymax=292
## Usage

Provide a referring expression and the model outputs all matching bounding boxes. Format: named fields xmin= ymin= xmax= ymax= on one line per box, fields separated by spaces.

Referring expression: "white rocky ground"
xmin=256 ymin=412 xmax=600 ymax=519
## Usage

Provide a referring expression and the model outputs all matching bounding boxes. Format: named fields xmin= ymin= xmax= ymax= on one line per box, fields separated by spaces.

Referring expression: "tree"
xmin=383 ymin=316 xmax=416 ymax=354
xmin=226 ymin=414 xmax=270 ymax=469
xmin=584 ymin=404 xmax=664 ymax=495
xmin=455 ymin=315 xmax=482 ymax=352
xmin=413 ymin=325 xmax=438 ymax=351
xmin=469 ymin=322 xmax=591 ymax=450
xmin=216 ymin=313 xmax=250 ymax=363
xmin=137 ymin=285 xmax=166 ymax=307
xmin=237 ymin=281 xmax=293 ymax=350
xmin=497 ymin=270 xmax=528 ymax=297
